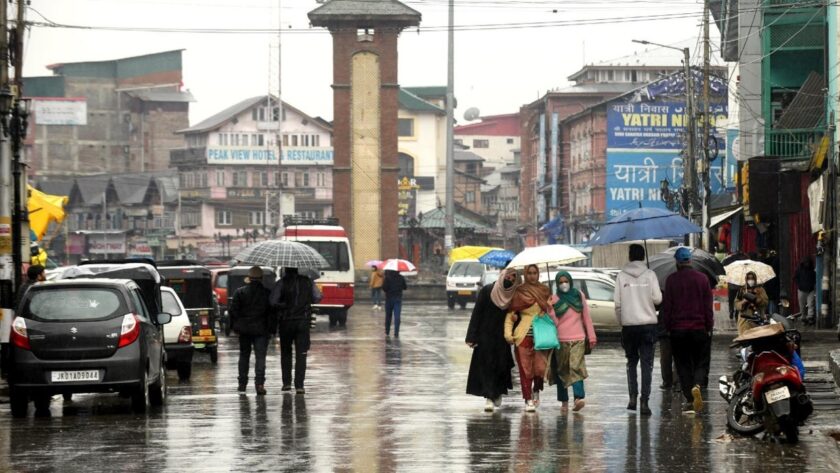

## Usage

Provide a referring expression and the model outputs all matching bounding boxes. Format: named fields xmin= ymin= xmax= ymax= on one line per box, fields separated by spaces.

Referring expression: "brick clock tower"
xmin=309 ymin=0 xmax=421 ymax=270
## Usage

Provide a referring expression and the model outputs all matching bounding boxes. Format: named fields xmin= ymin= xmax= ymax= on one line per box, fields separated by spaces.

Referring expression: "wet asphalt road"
xmin=2 ymin=303 xmax=840 ymax=472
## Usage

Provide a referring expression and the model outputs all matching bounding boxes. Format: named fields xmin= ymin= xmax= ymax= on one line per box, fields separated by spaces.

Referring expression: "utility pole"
xmin=444 ymin=0 xmax=455 ymax=256
xmin=11 ymin=0 xmax=26 ymax=291
xmin=276 ymin=0 xmax=284 ymax=228
xmin=0 ymin=0 xmax=11 ymax=305
xmin=701 ymin=0 xmax=712 ymax=252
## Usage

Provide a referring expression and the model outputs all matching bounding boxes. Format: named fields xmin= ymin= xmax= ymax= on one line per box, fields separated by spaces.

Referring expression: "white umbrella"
xmin=508 ymin=244 xmax=587 ymax=268
xmin=724 ymin=259 xmax=776 ymax=285
xmin=382 ymin=258 xmax=417 ymax=275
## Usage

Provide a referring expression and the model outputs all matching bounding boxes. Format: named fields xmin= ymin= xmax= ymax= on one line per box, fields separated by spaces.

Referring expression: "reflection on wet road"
xmin=2 ymin=303 xmax=840 ymax=472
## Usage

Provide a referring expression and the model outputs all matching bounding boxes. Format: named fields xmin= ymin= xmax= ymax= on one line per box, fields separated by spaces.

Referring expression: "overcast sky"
xmin=24 ymin=0 xmax=722 ymax=124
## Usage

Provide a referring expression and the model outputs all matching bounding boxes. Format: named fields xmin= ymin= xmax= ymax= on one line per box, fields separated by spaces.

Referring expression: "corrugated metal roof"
xmin=402 ymin=207 xmax=492 ymax=232
xmin=403 ymin=86 xmax=446 ymax=99
xmin=309 ymin=0 xmax=421 ymax=26
xmin=75 ymin=175 xmax=110 ymax=205
xmin=775 ymin=72 xmax=825 ymax=130
xmin=178 ymin=95 xmax=332 ymax=134
xmin=454 ymin=150 xmax=484 ymax=162
xmin=552 ymin=83 xmax=639 ymax=95
xmin=34 ymin=178 xmax=74 ymax=197
xmin=399 ymin=89 xmax=444 ymax=114
xmin=126 ymin=89 xmax=195 ymax=103
xmin=23 ymin=76 xmax=66 ymax=98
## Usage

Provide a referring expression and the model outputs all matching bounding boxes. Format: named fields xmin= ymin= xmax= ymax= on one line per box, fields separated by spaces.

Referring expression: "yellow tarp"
xmin=28 ymin=185 xmax=68 ymax=241
xmin=449 ymin=246 xmax=501 ymax=263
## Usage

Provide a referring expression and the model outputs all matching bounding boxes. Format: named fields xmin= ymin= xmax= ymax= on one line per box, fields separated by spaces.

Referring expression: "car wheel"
xmin=209 ymin=346 xmax=218 ymax=365
xmin=337 ymin=310 xmax=348 ymax=326
xmin=149 ymin=359 xmax=167 ymax=407
xmin=177 ymin=361 xmax=192 ymax=381
xmin=131 ymin=369 xmax=150 ymax=413
xmin=63 ymin=393 xmax=73 ymax=402
xmin=9 ymin=387 xmax=28 ymax=418
xmin=33 ymin=395 xmax=51 ymax=413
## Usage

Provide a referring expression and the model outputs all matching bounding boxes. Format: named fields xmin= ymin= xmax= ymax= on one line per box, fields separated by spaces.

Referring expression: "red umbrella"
xmin=383 ymin=258 xmax=417 ymax=274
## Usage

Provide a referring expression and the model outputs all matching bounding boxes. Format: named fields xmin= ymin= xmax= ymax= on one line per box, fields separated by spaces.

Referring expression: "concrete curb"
xmin=829 ymin=349 xmax=840 ymax=388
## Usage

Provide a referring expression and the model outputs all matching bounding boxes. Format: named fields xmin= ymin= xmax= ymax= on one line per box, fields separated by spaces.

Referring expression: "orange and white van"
xmin=282 ymin=217 xmax=354 ymax=326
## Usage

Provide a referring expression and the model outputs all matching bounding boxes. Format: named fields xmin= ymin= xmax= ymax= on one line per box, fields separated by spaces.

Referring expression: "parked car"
xmin=540 ymin=270 xmax=617 ymax=328
xmin=8 ymin=278 xmax=171 ymax=417
xmin=446 ymin=260 xmax=488 ymax=309
xmin=210 ymin=267 xmax=230 ymax=334
xmin=161 ymin=286 xmax=194 ymax=381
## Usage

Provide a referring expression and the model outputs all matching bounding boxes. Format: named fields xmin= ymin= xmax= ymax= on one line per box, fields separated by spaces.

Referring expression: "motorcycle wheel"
xmin=727 ymin=385 xmax=766 ymax=436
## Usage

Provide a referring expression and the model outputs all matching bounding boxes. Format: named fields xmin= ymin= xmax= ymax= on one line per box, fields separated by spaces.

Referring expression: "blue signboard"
xmin=606 ymin=101 xmax=728 ymax=150
xmin=605 ymin=150 xmax=733 ymax=218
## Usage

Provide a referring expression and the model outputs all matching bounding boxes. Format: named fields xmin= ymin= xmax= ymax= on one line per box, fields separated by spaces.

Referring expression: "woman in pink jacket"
xmin=551 ymin=270 xmax=597 ymax=412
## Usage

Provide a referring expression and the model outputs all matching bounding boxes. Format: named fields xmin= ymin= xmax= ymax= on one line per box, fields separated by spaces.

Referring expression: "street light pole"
xmin=444 ymin=0 xmax=455 ymax=258
xmin=632 ymin=40 xmax=697 ymax=228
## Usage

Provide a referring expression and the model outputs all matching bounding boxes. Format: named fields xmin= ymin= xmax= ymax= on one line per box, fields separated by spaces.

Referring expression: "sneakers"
xmin=573 ymin=398 xmax=586 ymax=412
xmin=237 ymin=384 xmax=247 ymax=393
xmin=493 ymin=396 xmax=503 ymax=408
xmin=627 ymin=399 xmax=637 ymax=411
xmin=560 ymin=402 xmax=569 ymax=414
xmin=296 ymin=388 xmax=306 ymax=395
xmin=484 ymin=398 xmax=495 ymax=412
xmin=691 ymin=385 xmax=704 ymax=412
xmin=281 ymin=385 xmax=292 ymax=392
xmin=681 ymin=402 xmax=696 ymax=414
xmin=640 ymin=400 xmax=652 ymax=416
xmin=525 ymin=400 xmax=536 ymax=412
xmin=255 ymin=385 xmax=266 ymax=396
xmin=659 ymin=383 xmax=671 ymax=391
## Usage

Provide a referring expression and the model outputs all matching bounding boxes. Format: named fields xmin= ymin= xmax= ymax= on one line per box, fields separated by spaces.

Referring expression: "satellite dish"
xmin=463 ymin=107 xmax=480 ymax=121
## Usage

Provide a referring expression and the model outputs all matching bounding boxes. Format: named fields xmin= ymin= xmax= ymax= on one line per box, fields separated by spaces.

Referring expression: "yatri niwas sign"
xmin=206 ymin=147 xmax=334 ymax=165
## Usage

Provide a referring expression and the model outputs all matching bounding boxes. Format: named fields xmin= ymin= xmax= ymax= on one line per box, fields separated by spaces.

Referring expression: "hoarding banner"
xmin=32 ymin=98 xmax=87 ymax=126
xmin=206 ymin=147 xmax=334 ymax=166
xmin=606 ymin=101 xmax=728 ymax=150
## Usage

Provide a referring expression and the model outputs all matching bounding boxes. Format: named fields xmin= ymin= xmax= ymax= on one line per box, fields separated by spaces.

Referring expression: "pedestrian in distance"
xmin=15 ymin=265 xmax=46 ymax=309
xmin=466 ymin=267 xmax=520 ymax=412
xmin=229 ymin=266 xmax=272 ymax=396
xmin=382 ymin=269 xmax=407 ymax=338
xmin=794 ymin=257 xmax=817 ymax=325
xmin=550 ymin=270 xmax=597 ymax=413
xmin=614 ymin=244 xmax=662 ymax=416
xmin=734 ymin=271 xmax=769 ymax=336
xmin=271 ymin=266 xmax=322 ymax=394
xmin=369 ymin=265 xmax=385 ymax=310
xmin=504 ymin=264 xmax=553 ymax=413
xmin=661 ymin=248 xmax=714 ymax=414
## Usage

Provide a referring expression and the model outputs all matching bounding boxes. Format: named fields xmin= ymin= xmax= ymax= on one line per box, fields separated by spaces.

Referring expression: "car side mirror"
xmin=157 ymin=312 xmax=173 ymax=325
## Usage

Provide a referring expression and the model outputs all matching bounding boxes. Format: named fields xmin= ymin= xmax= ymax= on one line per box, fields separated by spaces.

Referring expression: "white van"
xmin=283 ymin=217 xmax=354 ymax=327
xmin=446 ymin=260 xmax=486 ymax=309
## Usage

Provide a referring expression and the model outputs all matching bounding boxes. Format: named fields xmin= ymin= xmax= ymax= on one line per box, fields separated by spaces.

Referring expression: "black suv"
xmin=8 ymin=278 xmax=171 ymax=417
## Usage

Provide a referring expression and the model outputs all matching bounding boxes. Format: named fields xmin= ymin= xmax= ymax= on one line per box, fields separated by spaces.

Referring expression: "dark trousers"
xmin=700 ymin=331 xmax=712 ymax=387
xmin=670 ymin=330 xmax=710 ymax=402
xmin=621 ymin=324 xmax=657 ymax=402
xmin=385 ymin=298 xmax=402 ymax=336
xmin=279 ymin=318 xmax=311 ymax=389
xmin=659 ymin=336 xmax=678 ymax=387
xmin=371 ymin=288 xmax=382 ymax=306
xmin=238 ymin=334 xmax=269 ymax=386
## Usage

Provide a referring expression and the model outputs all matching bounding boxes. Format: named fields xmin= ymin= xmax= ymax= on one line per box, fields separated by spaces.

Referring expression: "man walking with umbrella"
xmin=270 ymin=267 xmax=322 ymax=394
xmin=615 ymin=244 xmax=662 ymax=416
xmin=229 ymin=266 xmax=272 ymax=395
xmin=662 ymin=248 xmax=714 ymax=414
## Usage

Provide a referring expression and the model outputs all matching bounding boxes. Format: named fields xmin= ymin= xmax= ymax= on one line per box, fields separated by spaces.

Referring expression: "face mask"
xmin=747 ymin=280 xmax=756 ymax=287
xmin=559 ymin=282 xmax=571 ymax=293
xmin=503 ymin=279 xmax=513 ymax=289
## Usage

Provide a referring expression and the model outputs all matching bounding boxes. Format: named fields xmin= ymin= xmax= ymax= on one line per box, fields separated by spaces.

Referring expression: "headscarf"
xmin=553 ymin=270 xmax=584 ymax=315
xmin=509 ymin=264 xmax=551 ymax=313
xmin=490 ymin=268 xmax=522 ymax=309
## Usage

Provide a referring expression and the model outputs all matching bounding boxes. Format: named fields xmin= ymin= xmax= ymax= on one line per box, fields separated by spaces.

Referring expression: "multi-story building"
xmin=24 ymin=50 xmax=192 ymax=176
xmin=169 ymin=95 xmax=334 ymax=258
xmin=454 ymin=113 xmax=520 ymax=170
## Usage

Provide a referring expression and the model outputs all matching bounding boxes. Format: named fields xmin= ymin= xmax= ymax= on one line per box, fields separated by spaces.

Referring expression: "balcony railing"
xmin=765 ymin=128 xmax=824 ymax=160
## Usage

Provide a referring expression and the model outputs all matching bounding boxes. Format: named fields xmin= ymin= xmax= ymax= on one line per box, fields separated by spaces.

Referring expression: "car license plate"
xmin=199 ymin=329 xmax=213 ymax=336
xmin=51 ymin=370 xmax=99 ymax=383
xmin=457 ymin=290 xmax=472 ymax=296
xmin=765 ymin=386 xmax=791 ymax=404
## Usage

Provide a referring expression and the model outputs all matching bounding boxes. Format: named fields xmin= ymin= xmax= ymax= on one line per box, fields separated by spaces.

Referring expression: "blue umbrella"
xmin=589 ymin=207 xmax=702 ymax=246
xmin=478 ymin=249 xmax=516 ymax=269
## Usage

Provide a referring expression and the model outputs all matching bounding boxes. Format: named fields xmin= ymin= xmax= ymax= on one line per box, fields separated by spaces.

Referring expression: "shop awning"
xmin=710 ymin=206 xmax=742 ymax=228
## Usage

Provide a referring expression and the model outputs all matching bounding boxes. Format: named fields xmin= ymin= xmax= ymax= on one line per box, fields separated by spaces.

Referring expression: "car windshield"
xmin=450 ymin=262 xmax=483 ymax=277
xmin=298 ymin=241 xmax=351 ymax=272
xmin=161 ymin=291 xmax=182 ymax=315
xmin=26 ymin=288 xmax=124 ymax=321
xmin=216 ymin=274 xmax=228 ymax=288
xmin=166 ymin=278 xmax=213 ymax=309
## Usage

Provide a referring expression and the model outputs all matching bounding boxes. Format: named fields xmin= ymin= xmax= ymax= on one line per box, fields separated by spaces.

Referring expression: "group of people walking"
xmin=466 ymin=263 xmax=597 ymax=413
xmin=228 ymin=266 xmax=322 ymax=396
xmin=466 ymin=244 xmax=715 ymax=416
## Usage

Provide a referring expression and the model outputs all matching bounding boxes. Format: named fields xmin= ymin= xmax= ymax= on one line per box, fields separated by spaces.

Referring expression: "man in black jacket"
xmin=229 ymin=266 xmax=272 ymax=395
xmin=270 ymin=267 xmax=322 ymax=394
xmin=382 ymin=269 xmax=407 ymax=338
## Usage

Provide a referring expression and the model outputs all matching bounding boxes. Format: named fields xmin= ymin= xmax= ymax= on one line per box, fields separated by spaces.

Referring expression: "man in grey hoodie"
xmin=615 ymin=244 xmax=663 ymax=416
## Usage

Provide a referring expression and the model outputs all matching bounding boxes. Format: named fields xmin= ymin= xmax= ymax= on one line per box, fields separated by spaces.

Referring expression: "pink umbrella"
xmin=383 ymin=258 xmax=417 ymax=274
xmin=365 ymin=260 xmax=384 ymax=269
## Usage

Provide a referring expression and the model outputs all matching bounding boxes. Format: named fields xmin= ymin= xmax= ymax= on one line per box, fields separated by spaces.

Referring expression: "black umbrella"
xmin=721 ymin=252 xmax=749 ymax=267
xmin=648 ymin=246 xmax=725 ymax=291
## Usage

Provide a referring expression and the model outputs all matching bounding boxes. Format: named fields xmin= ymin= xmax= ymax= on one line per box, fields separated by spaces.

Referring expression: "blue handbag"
xmin=532 ymin=313 xmax=561 ymax=350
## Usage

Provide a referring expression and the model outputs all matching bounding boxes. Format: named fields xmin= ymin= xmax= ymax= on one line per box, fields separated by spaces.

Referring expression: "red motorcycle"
xmin=724 ymin=322 xmax=812 ymax=443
